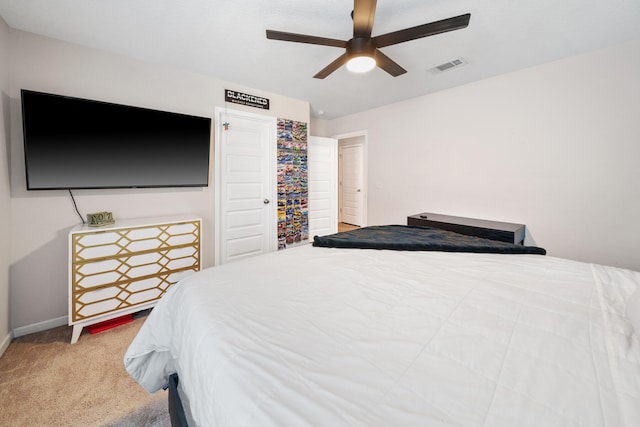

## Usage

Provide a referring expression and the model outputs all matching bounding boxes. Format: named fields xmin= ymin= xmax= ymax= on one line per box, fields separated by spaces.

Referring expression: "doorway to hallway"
xmin=336 ymin=132 xmax=366 ymax=227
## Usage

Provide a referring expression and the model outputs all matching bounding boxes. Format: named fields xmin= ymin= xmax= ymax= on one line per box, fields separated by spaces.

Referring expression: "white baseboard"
xmin=0 ymin=330 xmax=12 ymax=357
xmin=12 ymin=316 xmax=67 ymax=338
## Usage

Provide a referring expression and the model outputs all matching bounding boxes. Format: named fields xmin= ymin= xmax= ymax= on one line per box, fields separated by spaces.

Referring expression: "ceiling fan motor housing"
xmin=347 ymin=37 xmax=377 ymax=60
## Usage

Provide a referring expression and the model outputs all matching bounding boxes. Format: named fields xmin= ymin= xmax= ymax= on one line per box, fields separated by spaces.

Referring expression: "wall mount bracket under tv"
xmin=21 ymin=89 xmax=212 ymax=190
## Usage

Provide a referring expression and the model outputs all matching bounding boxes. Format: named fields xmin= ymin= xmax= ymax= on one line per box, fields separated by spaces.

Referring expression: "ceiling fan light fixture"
xmin=346 ymin=55 xmax=376 ymax=73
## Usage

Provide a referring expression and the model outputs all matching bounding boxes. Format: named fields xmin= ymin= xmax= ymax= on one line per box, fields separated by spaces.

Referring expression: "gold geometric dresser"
xmin=68 ymin=214 xmax=201 ymax=343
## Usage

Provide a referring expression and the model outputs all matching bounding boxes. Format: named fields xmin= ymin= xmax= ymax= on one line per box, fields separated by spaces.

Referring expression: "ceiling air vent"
xmin=430 ymin=58 xmax=466 ymax=74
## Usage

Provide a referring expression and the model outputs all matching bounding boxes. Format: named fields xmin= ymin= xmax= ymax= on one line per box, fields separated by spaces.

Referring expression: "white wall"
xmin=8 ymin=30 xmax=309 ymax=331
xmin=0 ymin=16 xmax=11 ymax=353
xmin=310 ymin=118 xmax=330 ymax=138
xmin=321 ymin=39 xmax=640 ymax=272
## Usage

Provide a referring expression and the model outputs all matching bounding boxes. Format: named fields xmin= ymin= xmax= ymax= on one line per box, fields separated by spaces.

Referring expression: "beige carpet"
xmin=0 ymin=313 xmax=169 ymax=427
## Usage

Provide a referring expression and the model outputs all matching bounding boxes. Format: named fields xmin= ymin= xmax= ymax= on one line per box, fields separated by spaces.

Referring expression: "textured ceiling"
xmin=1 ymin=0 xmax=639 ymax=119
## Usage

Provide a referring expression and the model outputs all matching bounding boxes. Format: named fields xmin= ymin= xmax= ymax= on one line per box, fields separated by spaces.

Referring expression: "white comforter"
xmin=124 ymin=245 xmax=640 ymax=426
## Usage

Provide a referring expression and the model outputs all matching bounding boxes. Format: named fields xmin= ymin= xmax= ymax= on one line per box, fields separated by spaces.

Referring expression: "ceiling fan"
xmin=266 ymin=0 xmax=471 ymax=79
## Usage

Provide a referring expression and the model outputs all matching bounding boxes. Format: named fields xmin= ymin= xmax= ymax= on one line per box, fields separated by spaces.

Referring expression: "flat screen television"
xmin=21 ymin=89 xmax=212 ymax=190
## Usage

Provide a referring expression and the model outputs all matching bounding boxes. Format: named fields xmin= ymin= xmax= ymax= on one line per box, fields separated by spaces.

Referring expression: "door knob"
xmin=356 ymin=189 xmax=361 ymax=192
xmin=263 ymin=199 xmax=270 ymax=204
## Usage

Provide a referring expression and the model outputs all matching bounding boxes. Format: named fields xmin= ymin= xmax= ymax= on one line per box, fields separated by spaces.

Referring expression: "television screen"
xmin=21 ymin=89 xmax=212 ymax=190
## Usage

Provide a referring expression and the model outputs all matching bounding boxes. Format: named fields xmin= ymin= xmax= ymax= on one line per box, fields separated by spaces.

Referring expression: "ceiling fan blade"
xmin=374 ymin=13 xmax=471 ymax=48
xmin=375 ymin=50 xmax=407 ymax=77
xmin=313 ymin=53 xmax=350 ymax=79
xmin=353 ymin=0 xmax=377 ymax=38
xmin=266 ymin=30 xmax=346 ymax=48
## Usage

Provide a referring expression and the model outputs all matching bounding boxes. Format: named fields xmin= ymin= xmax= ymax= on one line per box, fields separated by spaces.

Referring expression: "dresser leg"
xmin=70 ymin=325 xmax=83 ymax=344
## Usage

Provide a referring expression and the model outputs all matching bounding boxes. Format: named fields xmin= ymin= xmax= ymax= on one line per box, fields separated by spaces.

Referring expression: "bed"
xmin=124 ymin=226 xmax=640 ymax=426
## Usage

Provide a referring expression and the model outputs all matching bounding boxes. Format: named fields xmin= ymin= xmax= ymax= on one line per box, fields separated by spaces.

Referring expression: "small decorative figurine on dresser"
xmin=86 ymin=211 xmax=115 ymax=227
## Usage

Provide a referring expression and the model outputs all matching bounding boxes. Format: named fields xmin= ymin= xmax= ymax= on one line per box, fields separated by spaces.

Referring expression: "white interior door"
xmin=308 ymin=136 xmax=338 ymax=238
xmin=339 ymin=144 xmax=364 ymax=226
xmin=215 ymin=108 xmax=276 ymax=264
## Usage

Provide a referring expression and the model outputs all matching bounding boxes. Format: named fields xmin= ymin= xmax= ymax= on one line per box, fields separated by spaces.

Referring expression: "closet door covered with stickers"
xmin=277 ymin=119 xmax=308 ymax=249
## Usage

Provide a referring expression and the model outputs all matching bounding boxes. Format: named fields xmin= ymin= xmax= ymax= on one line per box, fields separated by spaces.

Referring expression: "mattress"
xmin=124 ymin=244 xmax=640 ymax=426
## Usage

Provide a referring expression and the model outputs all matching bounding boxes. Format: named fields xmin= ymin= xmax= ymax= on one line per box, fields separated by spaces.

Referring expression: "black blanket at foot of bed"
xmin=312 ymin=225 xmax=546 ymax=255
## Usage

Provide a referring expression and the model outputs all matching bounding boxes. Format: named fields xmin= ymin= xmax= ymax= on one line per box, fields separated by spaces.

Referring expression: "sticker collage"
xmin=277 ymin=119 xmax=309 ymax=250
